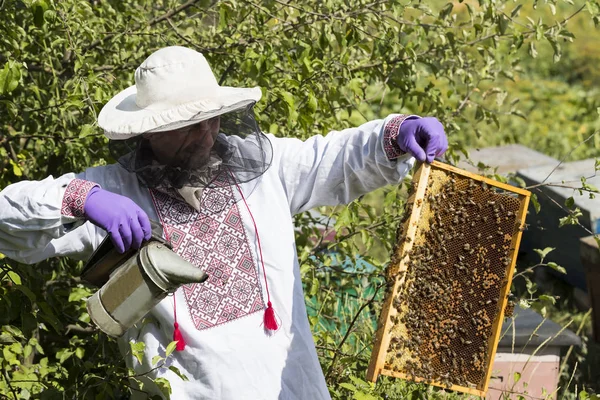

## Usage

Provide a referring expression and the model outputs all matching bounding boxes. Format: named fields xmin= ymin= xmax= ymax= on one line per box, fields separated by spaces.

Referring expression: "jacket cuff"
xmin=383 ymin=114 xmax=420 ymax=160
xmin=61 ymin=179 xmax=99 ymax=218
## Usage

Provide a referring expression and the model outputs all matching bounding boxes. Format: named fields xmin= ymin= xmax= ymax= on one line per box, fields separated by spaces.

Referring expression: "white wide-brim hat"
xmin=98 ymin=46 xmax=262 ymax=140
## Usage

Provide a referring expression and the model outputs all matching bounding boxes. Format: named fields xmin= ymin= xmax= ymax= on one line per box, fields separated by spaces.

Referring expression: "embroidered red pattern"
xmin=383 ymin=114 xmax=416 ymax=160
xmin=150 ymin=186 xmax=264 ymax=331
xmin=61 ymin=179 xmax=98 ymax=218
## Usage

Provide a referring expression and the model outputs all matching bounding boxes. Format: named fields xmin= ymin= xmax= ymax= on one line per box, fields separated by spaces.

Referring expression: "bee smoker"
xmin=81 ymin=222 xmax=208 ymax=337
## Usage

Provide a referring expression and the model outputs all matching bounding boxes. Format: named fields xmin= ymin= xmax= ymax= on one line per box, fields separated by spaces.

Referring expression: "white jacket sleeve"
xmin=271 ymin=114 xmax=416 ymax=215
xmin=0 ymin=173 xmax=103 ymax=264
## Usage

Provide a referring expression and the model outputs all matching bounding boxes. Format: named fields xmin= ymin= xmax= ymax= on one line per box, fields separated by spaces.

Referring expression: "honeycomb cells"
xmin=385 ymin=169 xmax=522 ymax=389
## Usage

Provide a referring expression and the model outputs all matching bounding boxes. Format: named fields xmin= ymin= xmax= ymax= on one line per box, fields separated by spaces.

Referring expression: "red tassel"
xmin=173 ymin=322 xmax=186 ymax=351
xmin=264 ymin=301 xmax=278 ymax=331
xmin=233 ymin=176 xmax=279 ymax=334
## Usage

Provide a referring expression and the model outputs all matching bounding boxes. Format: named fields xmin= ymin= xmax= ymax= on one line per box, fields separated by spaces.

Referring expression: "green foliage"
xmin=1 ymin=0 xmax=599 ymax=398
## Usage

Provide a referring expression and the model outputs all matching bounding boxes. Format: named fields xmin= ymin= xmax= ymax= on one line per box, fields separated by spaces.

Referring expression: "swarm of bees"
xmin=381 ymin=168 xmax=524 ymax=390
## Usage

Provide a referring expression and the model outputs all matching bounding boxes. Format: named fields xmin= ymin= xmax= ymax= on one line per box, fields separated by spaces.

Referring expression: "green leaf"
xmin=498 ymin=15 xmax=509 ymax=35
xmin=165 ymin=340 xmax=178 ymax=358
xmin=559 ymin=208 xmax=583 ymax=227
xmin=354 ymin=392 xmax=379 ymax=400
xmin=23 ymin=344 xmax=33 ymax=358
xmin=519 ymin=298 xmax=531 ymax=309
xmin=79 ymin=124 xmax=95 ymax=138
xmin=565 ymin=196 xmax=575 ymax=208
xmin=307 ymin=93 xmax=318 ymax=113
xmin=2 ymin=326 xmax=24 ymax=340
xmin=280 ymin=90 xmax=295 ymax=109
xmin=514 ymin=371 xmax=521 ymax=383
xmin=511 ymin=4 xmax=523 ymax=18
xmin=168 ymin=365 xmax=189 ymax=381
xmin=531 ymin=194 xmax=541 ymax=214
xmin=75 ymin=347 xmax=85 ymax=359
xmin=580 ymin=390 xmax=590 ymax=400
xmin=439 ymin=2 xmax=453 ymax=19
xmin=0 ymin=61 xmax=21 ymax=95
xmin=57 ymin=349 xmax=74 ymax=364
xmin=3 ymin=347 xmax=18 ymax=364
xmin=538 ymin=294 xmax=556 ymax=304
xmin=10 ymin=160 xmax=22 ymax=177
xmin=310 ymin=276 xmax=319 ymax=296
xmin=130 ymin=341 xmax=146 ymax=364
xmin=586 ymin=1 xmax=600 ymax=17
xmin=32 ymin=0 xmax=49 ymax=27
xmin=15 ymin=285 xmax=36 ymax=303
xmin=547 ymin=262 xmax=566 ymax=274
xmin=7 ymin=271 xmax=21 ymax=284
xmin=154 ymin=377 xmax=172 ymax=398
xmin=534 ymin=247 xmax=554 ymax=260
xmin=501 ymin=69 xmax=515 ymax=82
xmin=528 ymin=42 xmax=538 ymax=58
xmin=546 ymin=35 xmax=562 ymax=62
xmin=152 ymin=355 xmax=164 ymax=366
xmin=339 ymin=383 xmax=357 ymax=392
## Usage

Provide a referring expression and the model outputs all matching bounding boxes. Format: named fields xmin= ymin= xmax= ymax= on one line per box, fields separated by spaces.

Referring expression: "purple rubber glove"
xmin=397 ymin=117 xmax=448 ymax=163
xmin=83 ymin=187 xmax=152 ymax=253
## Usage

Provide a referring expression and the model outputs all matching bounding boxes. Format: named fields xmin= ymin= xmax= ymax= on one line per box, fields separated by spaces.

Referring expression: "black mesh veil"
xmin=108 ymin=102 xmax=272 ymax=190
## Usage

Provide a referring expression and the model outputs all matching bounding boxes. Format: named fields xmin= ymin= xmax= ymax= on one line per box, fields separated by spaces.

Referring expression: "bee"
xmin=518 ymin=223 xmax=528 ymax=231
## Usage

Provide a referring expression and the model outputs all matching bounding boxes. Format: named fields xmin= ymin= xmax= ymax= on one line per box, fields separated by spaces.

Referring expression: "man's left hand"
xmin=396 ymin=117 xmax=448 ymax=163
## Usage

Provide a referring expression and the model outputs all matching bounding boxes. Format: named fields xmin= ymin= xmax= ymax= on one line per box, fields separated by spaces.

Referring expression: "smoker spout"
xmin=140 ymin=242 xmax=209 ymax=291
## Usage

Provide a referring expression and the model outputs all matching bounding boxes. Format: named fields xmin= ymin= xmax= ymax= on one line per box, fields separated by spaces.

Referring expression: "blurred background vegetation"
xmin=1 ymin=0 xmax=599 ymax=399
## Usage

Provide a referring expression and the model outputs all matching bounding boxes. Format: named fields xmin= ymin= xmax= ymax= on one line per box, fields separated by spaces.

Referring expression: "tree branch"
xmin=325 ymin=283 xmax=383 ymax=380
xmin=65 ymin=324 xmax=98 ymax=335
xmin=1 ymin=364 xmax=18 ymax=400
xmin=537 ymin=130 xmax=599 ymax=186
xmin=452 ymin=84 xmax=479 ymax=116
xmin=82 ymin=0 xmax=204 ymax=56
xmin=310 ymin=220 xmax=387 ymax=256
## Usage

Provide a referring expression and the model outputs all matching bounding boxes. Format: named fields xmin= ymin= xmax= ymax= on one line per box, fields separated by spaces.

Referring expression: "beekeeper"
xmin=0 ymin=46 xmax=448 ymax=399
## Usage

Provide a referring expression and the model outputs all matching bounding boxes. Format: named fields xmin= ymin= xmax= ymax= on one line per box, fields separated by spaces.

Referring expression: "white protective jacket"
xmin=0 ymin=115 xmax=414 ymax=400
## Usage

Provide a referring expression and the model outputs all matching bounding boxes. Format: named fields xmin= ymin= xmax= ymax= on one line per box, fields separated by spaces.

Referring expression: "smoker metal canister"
xmin=87 ymin=241 xmax=208 ymax=337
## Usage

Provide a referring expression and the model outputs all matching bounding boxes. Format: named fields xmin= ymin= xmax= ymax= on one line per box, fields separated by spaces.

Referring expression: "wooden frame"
xmin=367 ymin=161 xmax=531 ymax=396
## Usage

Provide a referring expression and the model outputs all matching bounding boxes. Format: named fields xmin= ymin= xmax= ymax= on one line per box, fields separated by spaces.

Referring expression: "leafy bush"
xmin=1 ymin=0 xmax=599 ymax=398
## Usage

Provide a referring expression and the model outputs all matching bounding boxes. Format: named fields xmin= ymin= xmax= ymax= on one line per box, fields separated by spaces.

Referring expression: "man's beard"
xmin=162 ymin=151 xmax=223 ymax=189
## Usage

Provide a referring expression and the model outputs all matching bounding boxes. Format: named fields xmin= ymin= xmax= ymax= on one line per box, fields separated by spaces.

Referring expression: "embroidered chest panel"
xmin=150 ymin=186 xmax=264 ymax=330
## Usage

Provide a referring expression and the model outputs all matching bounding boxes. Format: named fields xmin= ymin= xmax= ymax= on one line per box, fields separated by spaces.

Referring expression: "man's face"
xmin=145 ymin=117 xmax=220 ymax=168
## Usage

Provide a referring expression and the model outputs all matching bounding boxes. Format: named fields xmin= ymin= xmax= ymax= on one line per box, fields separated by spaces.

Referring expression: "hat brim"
xmin=98 ymin=85 xmax=262 ymax=140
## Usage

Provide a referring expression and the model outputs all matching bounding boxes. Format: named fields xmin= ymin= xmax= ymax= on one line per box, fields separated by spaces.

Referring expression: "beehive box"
xmin=367 ymin=161 xmax=531 ymax=396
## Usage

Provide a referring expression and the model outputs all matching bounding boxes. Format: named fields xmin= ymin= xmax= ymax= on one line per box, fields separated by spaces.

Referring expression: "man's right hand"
xmin=83 ymin=187 xmax=152 ymax=253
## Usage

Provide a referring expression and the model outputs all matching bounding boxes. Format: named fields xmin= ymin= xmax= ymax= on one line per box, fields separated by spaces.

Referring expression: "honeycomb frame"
xmin=367 ymin=161 xmax=531 ymax=396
